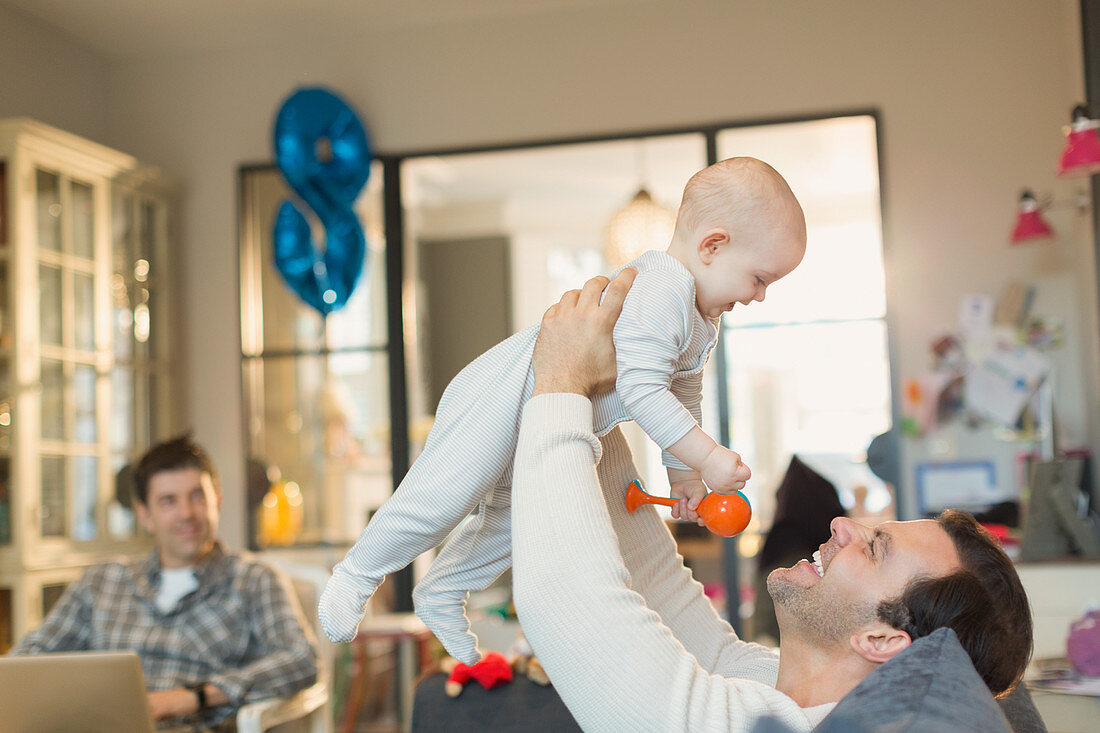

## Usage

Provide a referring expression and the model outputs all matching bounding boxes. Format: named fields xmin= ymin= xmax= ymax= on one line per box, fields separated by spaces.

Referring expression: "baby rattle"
xmin=625 ymin=480 xmax=751 ymax=537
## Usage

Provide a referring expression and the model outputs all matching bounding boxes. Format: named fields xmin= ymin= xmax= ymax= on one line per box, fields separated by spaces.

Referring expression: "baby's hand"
xmin=700 ymin=446 xmax=751 ymax=494
xmin=670 ymin=479 xmax=708 ymax=525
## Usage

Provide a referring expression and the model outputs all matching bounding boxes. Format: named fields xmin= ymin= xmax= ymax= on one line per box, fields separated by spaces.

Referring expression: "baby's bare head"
xmin=671 ymin=158 xmax=807 ymax=318
xmin=674 ymin=157 xmax=806 ymax=248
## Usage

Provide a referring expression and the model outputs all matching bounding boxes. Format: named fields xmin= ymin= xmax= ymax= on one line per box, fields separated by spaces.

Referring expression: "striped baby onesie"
xmin=319 ymin=250 xmax=720 ymax=663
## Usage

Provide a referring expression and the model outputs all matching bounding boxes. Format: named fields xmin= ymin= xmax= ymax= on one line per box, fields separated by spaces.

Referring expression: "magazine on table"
xmin=1027 ymin=657 xmax=1100 ymax=696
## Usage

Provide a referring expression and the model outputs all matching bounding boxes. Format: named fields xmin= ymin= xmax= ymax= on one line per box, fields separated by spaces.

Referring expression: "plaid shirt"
xmin=10 ymin=543 xmax=318 ymax=727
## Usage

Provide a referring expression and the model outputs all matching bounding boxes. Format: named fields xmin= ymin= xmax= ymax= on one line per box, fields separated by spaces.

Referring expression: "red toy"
xmin=625 ymin=479 xmax=752 ymax=537
xmin=444 ymin=651 xmax=514 ymax=697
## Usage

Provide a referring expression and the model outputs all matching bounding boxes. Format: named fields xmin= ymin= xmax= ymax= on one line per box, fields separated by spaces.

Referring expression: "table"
xmin=1026 ymin=688 xmax=1100 ymax=733
xmin=342 ymin=613 xmax=436 ymax=733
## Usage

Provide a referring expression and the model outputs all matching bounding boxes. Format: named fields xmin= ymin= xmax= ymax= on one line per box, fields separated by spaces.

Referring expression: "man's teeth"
xmin=811 ymin=550 xmax=824 ymax=577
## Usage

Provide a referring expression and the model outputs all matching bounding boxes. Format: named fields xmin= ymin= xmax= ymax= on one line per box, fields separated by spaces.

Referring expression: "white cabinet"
xmin=0 ymin=118 xmax=176 ymax=651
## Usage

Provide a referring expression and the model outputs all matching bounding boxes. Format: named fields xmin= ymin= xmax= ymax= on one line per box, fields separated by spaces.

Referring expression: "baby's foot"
xmin=318 ymin=568 xmax=377 ymax=643
xmin=413 ymin=587 xmax=481 ymax=665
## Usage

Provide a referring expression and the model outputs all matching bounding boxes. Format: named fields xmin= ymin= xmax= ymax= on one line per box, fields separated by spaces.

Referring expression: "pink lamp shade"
xmin=1010 ymin=190 xmax=1053 ymax=244
xmin=1057 ymin=105 xmax=1100 ymax=177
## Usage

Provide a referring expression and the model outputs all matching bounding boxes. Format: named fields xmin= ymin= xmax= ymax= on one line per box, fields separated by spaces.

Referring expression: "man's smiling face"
xmin=767 ymin=517 xmax=960 ymax=644
xmin=135 ymin=467 xmax=221 ymax=569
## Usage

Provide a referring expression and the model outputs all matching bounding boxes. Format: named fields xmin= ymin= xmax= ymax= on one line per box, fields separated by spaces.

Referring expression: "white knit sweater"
xmin=512 ymin=394 xmax=836 ymax=732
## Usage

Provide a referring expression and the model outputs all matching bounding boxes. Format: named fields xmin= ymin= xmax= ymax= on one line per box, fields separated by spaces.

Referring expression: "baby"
xmin=319 ymin=157 xmax=807 ymax=664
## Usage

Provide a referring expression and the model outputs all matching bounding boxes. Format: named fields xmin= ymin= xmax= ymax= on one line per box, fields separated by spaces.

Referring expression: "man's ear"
xmin=134 ymin=501 xmax=154 ymax=534
xmin=697 ymin=229 xmax=730 ymax=264
xmin=849 ymin=625 xmax=912 ymax=665
xmin=202 ymin=473 xmax=222 ymax=510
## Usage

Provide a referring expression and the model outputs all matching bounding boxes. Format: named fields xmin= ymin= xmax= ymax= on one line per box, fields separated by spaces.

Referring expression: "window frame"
xmin=238 ymin=108 xmax=896 ymax=624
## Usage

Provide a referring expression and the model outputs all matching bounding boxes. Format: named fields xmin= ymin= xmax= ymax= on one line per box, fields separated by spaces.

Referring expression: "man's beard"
xmin=767 ymin=569 xmax=877 ymax=644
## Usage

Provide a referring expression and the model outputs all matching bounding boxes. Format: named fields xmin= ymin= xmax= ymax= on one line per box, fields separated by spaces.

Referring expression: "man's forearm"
xmin=512 ymin=395 xmax=687 ymax=730
xmin=512 ymin=395 xmax=790 ymax=730
xmin=206 ymin=648 xmax=317 ymax=705
xmin=147 ymin=684 xmax=230 ymax=721
xmin=531 ymin=376 xmax=590 ymax=397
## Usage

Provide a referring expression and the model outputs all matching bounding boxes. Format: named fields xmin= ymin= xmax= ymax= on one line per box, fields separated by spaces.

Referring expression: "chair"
xmin=236 ymin=559 xmax=333 ymax=733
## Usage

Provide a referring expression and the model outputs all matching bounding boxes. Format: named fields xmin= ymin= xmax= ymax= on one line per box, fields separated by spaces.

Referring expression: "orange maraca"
xmin=624 ymin=480 xmax=751 ymax=537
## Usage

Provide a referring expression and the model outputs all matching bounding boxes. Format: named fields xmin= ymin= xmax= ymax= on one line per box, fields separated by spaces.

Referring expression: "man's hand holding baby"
xmin=531 ymin=269 xmax=637 ymax=398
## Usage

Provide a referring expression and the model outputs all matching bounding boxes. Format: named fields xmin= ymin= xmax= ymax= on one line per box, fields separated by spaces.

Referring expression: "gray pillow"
xmin=813 ymin=627 xmax=1011 ymax=732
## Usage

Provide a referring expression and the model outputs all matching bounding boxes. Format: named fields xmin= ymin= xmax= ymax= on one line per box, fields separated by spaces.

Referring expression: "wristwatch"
xmin=187 ymin=682 xmax=207 ymax=711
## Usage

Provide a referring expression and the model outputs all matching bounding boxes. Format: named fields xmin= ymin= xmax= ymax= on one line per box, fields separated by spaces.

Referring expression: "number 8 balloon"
xmin=272 ymin=87 xmax=372 ymax=315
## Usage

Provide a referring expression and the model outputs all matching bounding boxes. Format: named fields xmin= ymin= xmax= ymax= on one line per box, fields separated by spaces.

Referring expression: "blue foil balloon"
xmin=272 ymin=87 xmax=372 ymax=315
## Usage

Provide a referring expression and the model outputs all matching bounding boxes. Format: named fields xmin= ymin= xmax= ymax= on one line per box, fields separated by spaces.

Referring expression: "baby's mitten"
xmin=445 ymin=652 xmax=513 ymax=697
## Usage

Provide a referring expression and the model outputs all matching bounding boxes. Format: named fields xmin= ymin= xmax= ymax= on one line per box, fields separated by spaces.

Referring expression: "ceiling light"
xmin=603 ymin=188 xmax=675 ymax=268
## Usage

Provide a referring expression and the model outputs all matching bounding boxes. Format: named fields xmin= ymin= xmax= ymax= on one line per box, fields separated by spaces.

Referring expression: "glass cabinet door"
xmin=35 ymin=170 xmax=61 ymax=253
xmin=106 ymin=186 xmax=170 ymax=538
xmin=34 ymin=167 xmax=107 ymax=545
xmin=39 ymin=455 xmax=65 ymax=538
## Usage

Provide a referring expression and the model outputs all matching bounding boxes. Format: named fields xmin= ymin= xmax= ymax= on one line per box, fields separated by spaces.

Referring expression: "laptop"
xmin=0 ymin=651 xmax=157 ymax=733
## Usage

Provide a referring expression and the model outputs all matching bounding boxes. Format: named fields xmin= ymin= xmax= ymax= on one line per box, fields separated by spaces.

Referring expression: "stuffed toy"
xmin=441 ymin=639 xmax=552 ymax=697
xmin=1067 ymin=608 xmax=1100 ymax=676
xmin=513 ymin=654 xmax=550 ymax=686
xmin=508 ymin=631 xmax=550 ymax=686
xmin=442 ymin=652 xmax=513 ymax=697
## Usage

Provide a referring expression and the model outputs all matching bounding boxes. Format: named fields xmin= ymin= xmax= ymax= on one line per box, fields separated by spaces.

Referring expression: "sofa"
xmin=412 ymin=628 xmax=1047 ymax=732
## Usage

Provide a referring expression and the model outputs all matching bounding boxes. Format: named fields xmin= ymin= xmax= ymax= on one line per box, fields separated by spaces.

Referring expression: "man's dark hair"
xmin=132 ymin=434 xmax=219 ymax=506
xmin=876 ymin=509 xmax=1032 ymax=697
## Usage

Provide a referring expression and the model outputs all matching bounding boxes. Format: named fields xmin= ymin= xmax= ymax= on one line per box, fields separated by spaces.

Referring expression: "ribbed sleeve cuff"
xmin=661 ymin=450 xmax=692 ymax=472
xmin=524 ymin=392 xmax=593 ymax=425
xmin=522 ymin=393 xmax=602 ymax=463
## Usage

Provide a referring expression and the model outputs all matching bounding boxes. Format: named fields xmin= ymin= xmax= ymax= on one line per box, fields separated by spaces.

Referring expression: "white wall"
xmin=0 ymin=4 xmax=111 ymax=142
xmin=93 ymin=0 xmax=1095 ymax=545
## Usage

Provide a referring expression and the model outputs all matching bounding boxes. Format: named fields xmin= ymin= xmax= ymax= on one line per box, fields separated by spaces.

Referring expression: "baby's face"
xmin=694 ymin=225 xmax=804 ymax=319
